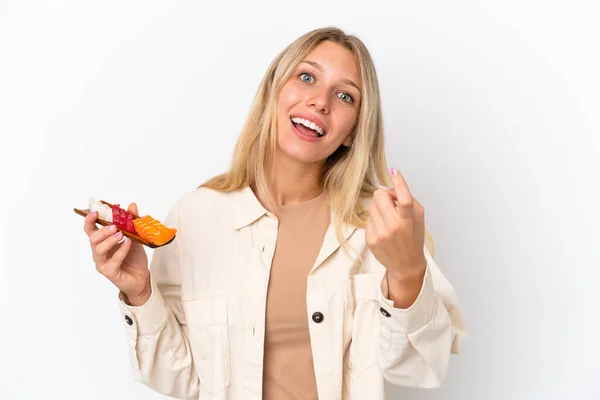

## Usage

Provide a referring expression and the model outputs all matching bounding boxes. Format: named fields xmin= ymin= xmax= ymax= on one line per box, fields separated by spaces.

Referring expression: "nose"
xmin=307 ymin=90 xmax=330 ymax=114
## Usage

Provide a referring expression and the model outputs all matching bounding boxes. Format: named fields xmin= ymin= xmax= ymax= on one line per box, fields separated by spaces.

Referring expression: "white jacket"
xmin=117 ymin=186 xmax=466 ymax=399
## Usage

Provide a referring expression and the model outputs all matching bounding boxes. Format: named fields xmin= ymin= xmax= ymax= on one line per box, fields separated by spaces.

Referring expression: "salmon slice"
xmin=133 ymin=215 xmax=177 ymax=246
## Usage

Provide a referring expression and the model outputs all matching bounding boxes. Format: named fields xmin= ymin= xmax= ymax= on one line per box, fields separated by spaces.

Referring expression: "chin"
xmin=277 ymin=143 xmax=324 ymax=165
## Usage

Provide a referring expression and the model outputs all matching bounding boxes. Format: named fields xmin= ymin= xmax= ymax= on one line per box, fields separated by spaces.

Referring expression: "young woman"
xmin=83 ymin=26 xmax=466 ymax=400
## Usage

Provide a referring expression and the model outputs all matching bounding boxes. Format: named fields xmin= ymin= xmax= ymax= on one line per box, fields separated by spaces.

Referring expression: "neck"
xmin=264 ymin=153 xmax=324 ymax=207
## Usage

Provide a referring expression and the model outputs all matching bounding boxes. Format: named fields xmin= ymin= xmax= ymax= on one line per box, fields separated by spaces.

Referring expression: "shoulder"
xmin=179 ymin=186 xmax=231 ymax=208
xmin=164 ymin=186 xmax=235 ymax=224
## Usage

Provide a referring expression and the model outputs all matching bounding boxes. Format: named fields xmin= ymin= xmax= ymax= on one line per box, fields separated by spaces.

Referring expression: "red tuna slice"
xmin=112 ymin=204 xmax=136 ymax=233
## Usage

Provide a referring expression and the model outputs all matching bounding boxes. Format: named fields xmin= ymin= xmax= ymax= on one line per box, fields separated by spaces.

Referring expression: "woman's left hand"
xmin=366 ymin=168 xmax=427 ymax=281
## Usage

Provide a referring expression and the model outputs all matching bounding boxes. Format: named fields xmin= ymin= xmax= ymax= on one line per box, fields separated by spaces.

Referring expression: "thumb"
xmin=128 ymin=202 xmax=139 ymax=216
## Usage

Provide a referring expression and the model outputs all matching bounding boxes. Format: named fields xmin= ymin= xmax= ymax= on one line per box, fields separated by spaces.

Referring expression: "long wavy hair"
xmin=199 ymin=26 xmax=434 ymax=257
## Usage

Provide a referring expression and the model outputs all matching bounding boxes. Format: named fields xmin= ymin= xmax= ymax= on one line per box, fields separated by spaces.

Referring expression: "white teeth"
xmin=291 ymin=117 xmax=325 ymax=136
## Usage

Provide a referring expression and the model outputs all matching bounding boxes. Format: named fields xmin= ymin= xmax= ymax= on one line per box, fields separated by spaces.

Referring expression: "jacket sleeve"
xmin=116 ymin=202 xmax=200 ymax=399
xmin=376 ymin=242 xmax=467 ymax=388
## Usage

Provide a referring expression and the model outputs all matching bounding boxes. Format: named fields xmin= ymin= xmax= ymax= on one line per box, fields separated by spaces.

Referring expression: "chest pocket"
xmin=345 ymin=272 xmax=384 ymax=377
xmin=183 ymin=296 xmax=231 ymax=395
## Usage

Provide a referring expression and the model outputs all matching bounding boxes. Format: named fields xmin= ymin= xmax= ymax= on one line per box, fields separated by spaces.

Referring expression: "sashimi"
xmin=89 ymin=198 xmax=112 ymax=223
xmin=112 ymin=204 xmax=136 ymax=233
xmin=133 ymin=215 xmax=177 ymax=246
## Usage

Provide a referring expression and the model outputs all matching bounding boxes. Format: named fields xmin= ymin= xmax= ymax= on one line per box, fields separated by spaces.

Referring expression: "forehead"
xmin=302 ymin=41 xmax=361 ymax=87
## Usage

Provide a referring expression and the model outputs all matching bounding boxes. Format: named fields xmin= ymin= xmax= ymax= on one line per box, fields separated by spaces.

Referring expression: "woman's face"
xmin=275 ymin=41 xmax=362 ymax=165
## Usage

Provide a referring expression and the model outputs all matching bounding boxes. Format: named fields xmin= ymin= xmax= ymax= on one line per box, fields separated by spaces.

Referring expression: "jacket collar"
xmin=230 ymin=186 xmax=269 ymax=230
xmin=230 ymin=186 xmax=359 ymax=273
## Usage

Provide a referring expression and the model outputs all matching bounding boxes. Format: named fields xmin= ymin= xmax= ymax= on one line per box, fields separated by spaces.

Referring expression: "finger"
xmin=413 ymin=197 xmax=425 ymax=222
xmin=386 ymin=188 xmax=398 ymax=201
xmin=389 ymin=168 xmax=414 ymax=217
xmin=373 ymin=189 xmax=402 ymax=230
xmin=384 ymin=187 xmax=421 ymax=209
xmin=95 ymin=229 xmax=124 ymax=257
xmin=368 ymin=200 xmax=388 ymax=237
xmin=89 ymin=224 xmax=118 ymax=246
xmin=378 ymin=186 xmax=398 ymax=201
xmin=383 ymin=186 xmax=421 ymax=209
xmin=128 ymin=202 xmax=139 ymax=217
xmin=83 ymin=211 xmax=100 ymax=235
xmin=103 ymin=237 xmax=132 ymax=277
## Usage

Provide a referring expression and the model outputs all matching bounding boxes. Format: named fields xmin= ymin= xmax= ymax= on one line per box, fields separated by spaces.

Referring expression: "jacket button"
xmin=312 ymin=312 xmax=324 ymax=323
xmin=380 ymin=307 xmax=391 ymax=318
xmin=125 ymin=315 xmax=133 ymax=325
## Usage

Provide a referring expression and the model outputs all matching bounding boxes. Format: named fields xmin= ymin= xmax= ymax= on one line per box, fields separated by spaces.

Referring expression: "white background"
xmin=1 ymin=1 xmax=599 ymax=399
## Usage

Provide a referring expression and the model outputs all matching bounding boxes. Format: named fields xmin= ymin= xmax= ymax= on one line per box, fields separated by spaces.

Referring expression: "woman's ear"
xmin=343 ymin=123 xmax=359 ymax=147
xmin=342 ymin=133 xmax=353 ymax=147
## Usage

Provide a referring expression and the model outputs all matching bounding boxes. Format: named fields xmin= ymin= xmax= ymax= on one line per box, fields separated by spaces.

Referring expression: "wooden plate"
xmin=73 ymin=200 xmax=175 ymax=248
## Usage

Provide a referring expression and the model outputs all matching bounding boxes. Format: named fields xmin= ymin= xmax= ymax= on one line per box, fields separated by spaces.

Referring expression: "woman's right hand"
xmin=83 ymin=202 xmax=151 ymax=306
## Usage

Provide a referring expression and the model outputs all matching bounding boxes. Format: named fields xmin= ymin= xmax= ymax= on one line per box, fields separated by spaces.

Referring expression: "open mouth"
xmin=290 ymin=116 xmax=326 ymax=138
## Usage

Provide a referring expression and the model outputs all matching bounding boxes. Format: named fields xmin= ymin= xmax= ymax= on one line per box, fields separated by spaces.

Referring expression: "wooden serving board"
xmin=73 ymin=200 xmax=175 ymax=248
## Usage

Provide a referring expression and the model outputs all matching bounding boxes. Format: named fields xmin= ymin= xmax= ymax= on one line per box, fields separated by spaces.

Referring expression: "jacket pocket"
xmin=345 ymin=272 xmax=383 ymax=379
xmin=182 ymin=296 xmax=231 ymax=395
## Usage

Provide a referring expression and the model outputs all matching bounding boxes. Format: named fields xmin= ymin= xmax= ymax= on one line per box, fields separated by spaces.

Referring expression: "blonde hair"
xmin=199 ymin=26 xmax=435 ymax=258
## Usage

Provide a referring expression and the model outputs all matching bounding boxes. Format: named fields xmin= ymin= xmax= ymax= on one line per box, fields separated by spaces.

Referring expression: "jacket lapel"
xmin=309 ymin=210 xmax=357 ymax=275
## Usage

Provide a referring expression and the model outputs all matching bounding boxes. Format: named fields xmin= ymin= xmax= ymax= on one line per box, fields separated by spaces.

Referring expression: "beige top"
xmin=262 ymin=192 xmax=330 ymax=400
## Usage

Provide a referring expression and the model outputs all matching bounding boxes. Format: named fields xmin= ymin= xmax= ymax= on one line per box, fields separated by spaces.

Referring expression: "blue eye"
xmin=337 ymin=92 xmax=354 ymax=103
xmin=299 ymin=72 xmax=314 ymax=83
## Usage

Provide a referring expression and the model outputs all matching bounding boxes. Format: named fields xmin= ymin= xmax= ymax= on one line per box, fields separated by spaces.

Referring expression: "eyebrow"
xmin=300 ymin=60 xmax=361 ymax=94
